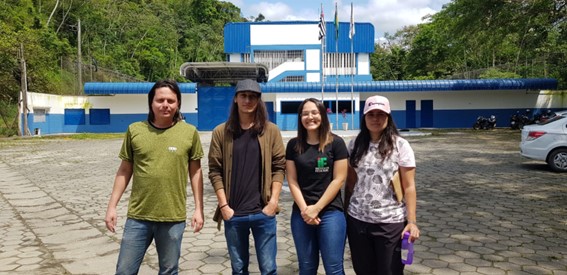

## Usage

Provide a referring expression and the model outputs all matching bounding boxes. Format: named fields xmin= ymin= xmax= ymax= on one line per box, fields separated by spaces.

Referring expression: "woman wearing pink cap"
xmin=345 ymin=95 xmax=420 ymax=275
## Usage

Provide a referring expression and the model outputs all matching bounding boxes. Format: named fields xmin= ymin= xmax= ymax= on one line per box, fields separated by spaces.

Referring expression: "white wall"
xmin=27 ymin=93 xmax=199 ymax=115
xmin=306 ymin=73 xmax=321 ymax=82
xmin=228 ymin=53 xmax=240 ymax=62
xmin=362 ymin=90 xmax=560 ymax=110
xmin=358 ymin=54 xmax=370 ymax=75
xmin=28 ymin=92 xmax=89 ymax=115
xmin=305 ymin=49 xmax=320 ymax=71
xmin=251 ymin=24 xmax=320 ymax=45
xmin=88 ymin=94 xmax=199 ymax=114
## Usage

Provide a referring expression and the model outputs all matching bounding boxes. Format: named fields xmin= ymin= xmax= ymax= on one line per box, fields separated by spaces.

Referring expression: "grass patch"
xmin=0 ymin=133 xmax=124 ymax=149
xmin=40 ymin=133 xmax=125 ymax=140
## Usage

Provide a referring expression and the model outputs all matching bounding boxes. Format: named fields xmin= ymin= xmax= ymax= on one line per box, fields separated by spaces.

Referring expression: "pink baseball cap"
xmin=363 ymin=95 xmax=391 ymax=115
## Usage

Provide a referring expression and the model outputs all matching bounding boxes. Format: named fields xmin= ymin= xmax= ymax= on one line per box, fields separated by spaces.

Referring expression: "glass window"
xmin=33 ymin=108 xmax=47 ymax=123
xmin=280 ymin=101 xmax=303 ymax=114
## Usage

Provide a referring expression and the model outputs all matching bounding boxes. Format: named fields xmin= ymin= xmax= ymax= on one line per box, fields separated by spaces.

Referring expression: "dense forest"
xmin=372 ymin=0 xmax=567 ymax=86
xmin=0 ymin=0 xmax=566 ymax=135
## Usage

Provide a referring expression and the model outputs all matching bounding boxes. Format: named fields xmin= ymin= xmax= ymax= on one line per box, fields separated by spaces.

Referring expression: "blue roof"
xmin=84 ymin=82 xmax=197 ymax=95
xmin=262 ymin=79 xmax=558 ymax=93
xmin=84 ymin=79 xmax=557 ymax=95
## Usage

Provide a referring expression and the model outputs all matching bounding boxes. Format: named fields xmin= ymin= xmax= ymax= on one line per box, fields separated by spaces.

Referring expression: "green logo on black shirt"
xmin=315 ymin=157 xmax=329 ymax=173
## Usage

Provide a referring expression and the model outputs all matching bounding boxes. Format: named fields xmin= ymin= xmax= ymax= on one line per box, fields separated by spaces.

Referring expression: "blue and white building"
xmin=22 ymin=21 xmax=563 ymax=135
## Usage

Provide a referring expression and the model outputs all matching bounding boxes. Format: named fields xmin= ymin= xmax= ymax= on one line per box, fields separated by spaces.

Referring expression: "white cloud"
xmin=359 ymin=0 xmax=440 ymax=37
xmin=224 ymin=0 xmax=448 ymax=39
xmin=225 ymin=0 xmax=243 ymax=7
xmin=248 ymin=0 xmax=318 ymax=21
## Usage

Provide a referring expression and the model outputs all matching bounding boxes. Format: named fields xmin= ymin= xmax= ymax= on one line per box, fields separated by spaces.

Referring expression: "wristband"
xmin=219 ymin=204 xmax=229 ymax=209
xmin=407 ymin=220 xmax=417 ymax=225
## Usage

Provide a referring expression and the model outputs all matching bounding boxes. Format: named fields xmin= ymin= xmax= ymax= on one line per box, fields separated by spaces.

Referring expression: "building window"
xmin=281 ymin=100 xmax=354 ymax=115
xmin=323 ymin=53 xmax=356 ymax=76
xmin=243 ymin=53 xmax=250 ymax=63
xmin=252 ymin=50 xmax=304 ymax=71
xmin=64 ymin=109 xmax=86 ymax=125
xmin=324 ymin=100 xmax=353 ymax=114
xmin=33 ymin=108 xmax=47 ymax=123
xmin=280 ymin=76 xmax=305 ymax=82
xmin=280 ymin=101 xmax=303 ymax=114
xmin=89 ymin=109 xmax=110 ymax=125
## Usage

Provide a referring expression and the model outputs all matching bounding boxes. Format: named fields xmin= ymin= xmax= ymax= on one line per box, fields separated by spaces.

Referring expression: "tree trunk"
xmin=46 ymin=0 xmax=60 ymax=27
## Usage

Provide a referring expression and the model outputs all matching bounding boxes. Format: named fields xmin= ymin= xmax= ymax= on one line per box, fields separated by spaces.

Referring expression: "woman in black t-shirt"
xmin=285 ymin=98 xmax=348 ymax=275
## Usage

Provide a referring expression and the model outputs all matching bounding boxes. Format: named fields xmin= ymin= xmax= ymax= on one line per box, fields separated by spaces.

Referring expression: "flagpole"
xmin=321 ymin=3 xmax=327 ymax=101
xmin=350 ymin=2 xmax=355 ymax=130
xmin=321 ymin=39 xmax=325 ymax=101
xmin=319 ymin=4 xmax=326 ymax=102
xmin=334 ymin=2 xmax=339 ymax=130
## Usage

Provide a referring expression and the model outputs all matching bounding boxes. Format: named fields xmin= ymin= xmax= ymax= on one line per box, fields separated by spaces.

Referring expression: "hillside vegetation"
xmin=1 ymin=0 xmax=565 ymax=136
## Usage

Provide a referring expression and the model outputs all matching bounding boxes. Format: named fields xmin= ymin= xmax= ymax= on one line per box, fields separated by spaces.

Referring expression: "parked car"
xmin=520 ymin=110 xmax=567 ymax=172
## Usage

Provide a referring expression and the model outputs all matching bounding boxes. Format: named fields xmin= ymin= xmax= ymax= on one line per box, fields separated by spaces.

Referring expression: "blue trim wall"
xmin=26 ymin=113 xmax=198 ymax=135
xmin=25 ymin=107 xmax=564 ymax=134
xmin=223 ymin=21 xmax=375 ymax=54
xmin=31 ymin=79 xmax=556 ymax=135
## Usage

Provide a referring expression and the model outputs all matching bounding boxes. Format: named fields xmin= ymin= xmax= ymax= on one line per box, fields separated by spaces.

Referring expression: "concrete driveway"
xmin=0 ymin=129 xmax=565 ymax=274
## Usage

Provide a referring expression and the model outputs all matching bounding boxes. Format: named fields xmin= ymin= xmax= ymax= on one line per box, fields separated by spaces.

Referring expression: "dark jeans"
xmin=346 ymin=215 xmax=405 ymax=275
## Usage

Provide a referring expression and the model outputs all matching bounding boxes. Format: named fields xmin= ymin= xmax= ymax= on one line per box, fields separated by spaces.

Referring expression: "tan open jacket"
xmin=208 ymin=122 xmax=286 ymax=230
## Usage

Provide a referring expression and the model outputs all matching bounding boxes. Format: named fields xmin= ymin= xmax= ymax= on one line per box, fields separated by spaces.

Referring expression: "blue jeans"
xmin=116 ymin=218 xmax=186 ymax=275
xmin=224 ymin=212 xmax=277 ymax=275
xmin=290 ymin=209 xmax=346 ymax=275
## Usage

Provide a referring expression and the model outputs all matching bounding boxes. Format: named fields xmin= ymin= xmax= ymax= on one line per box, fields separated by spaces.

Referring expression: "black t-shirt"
xmin=230 ymin=129 xmax=263 ymax=216
xmin=286 ymin=134 xmax=349 ymax=212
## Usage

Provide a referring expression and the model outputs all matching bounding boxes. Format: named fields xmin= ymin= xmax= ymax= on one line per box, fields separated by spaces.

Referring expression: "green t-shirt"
xmin=119 ymin=120 xmax=204 ymax=222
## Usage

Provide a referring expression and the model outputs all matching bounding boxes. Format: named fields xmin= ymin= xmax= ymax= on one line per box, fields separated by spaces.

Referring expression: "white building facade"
xmin=21 ymin=21 xmax=563 ymax=135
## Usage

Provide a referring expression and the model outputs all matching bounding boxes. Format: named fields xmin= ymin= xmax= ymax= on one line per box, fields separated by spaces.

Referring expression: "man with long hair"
xmin=105 ymin=80 xmax=204 ymax=274
xmin=208 ymin=79 xmax=286 ymax=275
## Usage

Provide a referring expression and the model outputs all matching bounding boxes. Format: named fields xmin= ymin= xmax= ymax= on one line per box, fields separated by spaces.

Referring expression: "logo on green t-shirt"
xmin=315 ymin=157 xmax=329 ymax=173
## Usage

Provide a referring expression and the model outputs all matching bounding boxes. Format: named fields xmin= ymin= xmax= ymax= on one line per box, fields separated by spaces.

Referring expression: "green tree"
xmin=372 ymin=0 xmax=567 ymax=87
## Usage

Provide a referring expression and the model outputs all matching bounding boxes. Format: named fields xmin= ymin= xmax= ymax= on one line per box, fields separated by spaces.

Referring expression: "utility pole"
xmin=19 ymin=44 xmax=31 ymax=136
xmin=77 ymin=18 xmax=82 ymax=94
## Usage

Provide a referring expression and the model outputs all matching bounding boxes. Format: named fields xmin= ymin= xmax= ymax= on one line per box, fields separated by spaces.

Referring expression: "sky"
xmin=224 ymin=0 xmax=452 ymax=40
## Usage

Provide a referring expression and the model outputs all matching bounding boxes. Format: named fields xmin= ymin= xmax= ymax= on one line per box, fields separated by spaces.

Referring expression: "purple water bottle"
xmin=401 ymin=232 xmax=414 ymax=265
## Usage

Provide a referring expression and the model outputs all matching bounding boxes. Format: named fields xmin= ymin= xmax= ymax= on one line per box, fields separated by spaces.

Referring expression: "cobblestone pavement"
xmin=0 ymin=130 xmax=566 ymax=275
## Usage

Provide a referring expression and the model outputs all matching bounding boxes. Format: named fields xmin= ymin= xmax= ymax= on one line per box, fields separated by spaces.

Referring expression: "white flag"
xmin=349 ymin=2 xmax=355 ymax=40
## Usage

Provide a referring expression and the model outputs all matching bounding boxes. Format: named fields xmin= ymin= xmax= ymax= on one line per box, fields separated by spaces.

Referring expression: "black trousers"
xmin=347 ymin=215 xmax=405 ymax=275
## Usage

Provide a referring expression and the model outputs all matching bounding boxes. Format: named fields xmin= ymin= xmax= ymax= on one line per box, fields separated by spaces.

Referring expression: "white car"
xmin=520 ymin=110 xmax=567 ymax=172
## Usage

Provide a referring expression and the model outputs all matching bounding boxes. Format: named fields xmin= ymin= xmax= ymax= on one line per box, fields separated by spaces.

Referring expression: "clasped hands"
xmin=301 ymin=205 xmax=321 ymax=225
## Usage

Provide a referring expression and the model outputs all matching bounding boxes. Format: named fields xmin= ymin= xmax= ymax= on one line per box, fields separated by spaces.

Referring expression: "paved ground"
xmin=0 ymin=129 xmax=566 ymax=275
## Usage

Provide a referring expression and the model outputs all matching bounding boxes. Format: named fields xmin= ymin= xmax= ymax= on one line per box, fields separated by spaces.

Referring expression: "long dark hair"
xmin=349 ymin=113 xmax=400 ymax=167
xmin=147 ymin=80 xmax=183 ymax=123
xmin=225 ymin=93 xmax=268 ymax=137
xmin=295 ymin=98 xmax=333 ymax=153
